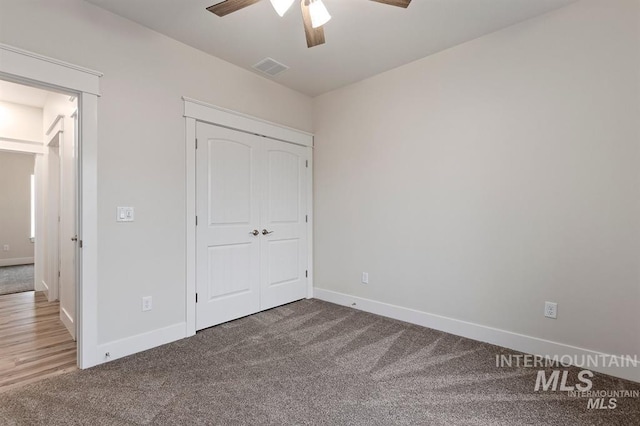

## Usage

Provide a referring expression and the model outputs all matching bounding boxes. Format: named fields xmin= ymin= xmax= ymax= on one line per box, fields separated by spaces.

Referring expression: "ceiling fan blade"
xmin=369 ymin=0 xmax=411 ymax=8
xmin=206 ymin=0 xmax=262 ymax=17
xmin=301 ymin=0 xmax=325 ymax=48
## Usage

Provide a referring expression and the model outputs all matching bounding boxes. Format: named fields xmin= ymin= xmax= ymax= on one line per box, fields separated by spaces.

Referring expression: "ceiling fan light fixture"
xmin=270 ymin=0 xmax=295 ymax=17
xmin=308 ymin=0 xmax=331 ymax=28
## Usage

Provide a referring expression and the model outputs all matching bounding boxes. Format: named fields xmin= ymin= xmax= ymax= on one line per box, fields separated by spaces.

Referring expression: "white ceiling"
xmin=0 ymin=80 xmax=52 ymax=108
xmin=84 ymin=0 xmax=577 ymax=97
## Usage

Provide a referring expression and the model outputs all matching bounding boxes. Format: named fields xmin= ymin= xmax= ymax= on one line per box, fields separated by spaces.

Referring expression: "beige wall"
xmin=0 ymin=0 xmax=313 ymax=345
xmin=0 ymin=101 xmax=43 ymax=142
xmin=0 ymin=100 xmax=41 ymax=266
xmin=0 ymin=151 xmax=35 ymax=263
xmin=313 ymin=0 xmax=640 ymax=357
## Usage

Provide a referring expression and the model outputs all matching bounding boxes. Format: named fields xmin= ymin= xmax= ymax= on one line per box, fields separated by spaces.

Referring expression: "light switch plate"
xmin=117 ymin=207 xmax=134 ymax=222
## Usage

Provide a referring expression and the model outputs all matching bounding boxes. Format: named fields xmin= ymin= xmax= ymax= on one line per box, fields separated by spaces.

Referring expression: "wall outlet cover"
xmin=142 ymin=296 xmax=152 ymax=312
xmin=544 ymin=301 xmax=558 ymax=319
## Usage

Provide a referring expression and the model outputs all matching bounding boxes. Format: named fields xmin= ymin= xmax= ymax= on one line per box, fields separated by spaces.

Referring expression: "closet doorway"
xmin=195 ymin=122 xmax=309 ymax=329
xmin=184 ymin=98 xmax=314 ymax=333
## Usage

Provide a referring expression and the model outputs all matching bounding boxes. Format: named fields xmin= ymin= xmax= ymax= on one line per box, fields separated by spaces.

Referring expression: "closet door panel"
xmin=260 ymin=142 xmax=308 ymax=310
xmin=196 ymin=123 xmax=261 ymax=330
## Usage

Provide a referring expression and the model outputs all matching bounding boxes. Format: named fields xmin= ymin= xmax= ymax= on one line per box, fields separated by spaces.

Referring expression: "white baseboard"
xmin=0 ymin=257 xmax=34 ymax=267
xmin=314 ymin=288 xmax=639 ymax=383
xmin=60 ymin=307 xmax=75 ymax=341
xmin=96 ymin=322 xmax=187 ymax=366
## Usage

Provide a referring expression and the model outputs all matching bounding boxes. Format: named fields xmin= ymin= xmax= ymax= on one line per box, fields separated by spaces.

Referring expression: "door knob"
xmin=71 ymin=236 xmax=78 ymax=242
xmin=261 ymin=229 xmax=274 ymax=235
xmin=250 ymin=230 xmax=260 ymax=236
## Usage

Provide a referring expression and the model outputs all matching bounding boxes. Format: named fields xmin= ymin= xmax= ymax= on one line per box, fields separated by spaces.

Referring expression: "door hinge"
xmin=305 ymin=160 xmax=308 ymax=168
xmin=195 ymin=216 xmax=198 ymax=226
xmin=305 ymin=215 xmax=308 ymax=223
xmin=305 ymin=270 xmax=308 ymax=278
xmin=196 ymin=293 xmax=198 ymax=303
xmin=195 ymin=138 xmax=198 ymax=149
xmin=79 ymin=240 xmax=83 ymax=248
xmin=58 ymin=271 xmax=60 ymax=278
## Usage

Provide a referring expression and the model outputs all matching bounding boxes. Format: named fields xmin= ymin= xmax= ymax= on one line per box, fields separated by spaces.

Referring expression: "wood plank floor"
xmin=0 ymin=291 xmax=77 ymax=393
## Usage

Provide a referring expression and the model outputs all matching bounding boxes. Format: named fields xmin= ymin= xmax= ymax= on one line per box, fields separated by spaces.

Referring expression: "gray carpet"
xmin=1 ymin=299 xmax=638 ymax=425
xmin=0 ymin=264 xmax=34 ymax=296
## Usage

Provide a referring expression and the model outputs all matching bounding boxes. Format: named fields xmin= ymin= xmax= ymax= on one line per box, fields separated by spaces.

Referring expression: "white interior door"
xmin=196 ymin=122 xmax=261 ymax=329
xmin=260 ymin=140 xmax=308 ymax=310
xmin=59 ymin=117 xmax=77 ymax=340
xmin=195 ymin=122 xmax=309 ymax=330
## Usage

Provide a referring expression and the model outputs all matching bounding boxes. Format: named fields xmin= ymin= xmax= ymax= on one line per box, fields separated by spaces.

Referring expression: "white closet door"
xmin=196 ymin=123 xmax=261 ymax=330
xmin=259 ymin=139 xmax=307 ymax=310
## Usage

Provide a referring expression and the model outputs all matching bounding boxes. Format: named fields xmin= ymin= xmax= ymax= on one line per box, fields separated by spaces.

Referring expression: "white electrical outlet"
xmin=544 ymin=301 xmax=557 ymax=319
xmin=142 ymin=296 xmax=152 ymax=312
xmin=361 ymin=272 xmax=369 ymax=284
xmin=2 ymin=244 xmax=8 ymax=251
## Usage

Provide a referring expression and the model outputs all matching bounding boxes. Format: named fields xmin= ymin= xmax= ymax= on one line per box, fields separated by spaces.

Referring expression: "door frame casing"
xmin=183 ymin=97 xmax=314 ymax=337
xmin=45 ymin=120 xmax=63 ymax=302
xmin=0 ymin=43 xmax=102 ymax=368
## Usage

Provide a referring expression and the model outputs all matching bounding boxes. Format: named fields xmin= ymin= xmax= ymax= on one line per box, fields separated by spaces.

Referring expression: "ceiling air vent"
xmin=252 ymin=57 xmax=289 ymax=77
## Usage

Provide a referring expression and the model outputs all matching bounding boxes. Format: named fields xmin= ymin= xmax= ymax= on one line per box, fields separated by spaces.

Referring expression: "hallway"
xmin=0 ymin=291 xmax=76 ymax=392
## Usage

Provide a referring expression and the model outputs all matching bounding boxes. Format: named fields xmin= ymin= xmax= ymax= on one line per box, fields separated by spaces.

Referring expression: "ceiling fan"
xmin=206 ymin=0 xmax=412 ymax=48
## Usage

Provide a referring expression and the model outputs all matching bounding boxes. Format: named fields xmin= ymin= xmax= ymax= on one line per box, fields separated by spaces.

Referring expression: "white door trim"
xmin=0 ymin=43 xmax=102 ymax=369
xmin=45 ymin=128 xmax=62 ymax=303
xmin=182 ymin=97 xmax=313 ymax=148
xmin=0 ymin=137 xmax=45 ymax=154
xmin=183 ymin=98 xmax=314 ymax=336
xmin=0 ymin=43 xmax=101 ymax=95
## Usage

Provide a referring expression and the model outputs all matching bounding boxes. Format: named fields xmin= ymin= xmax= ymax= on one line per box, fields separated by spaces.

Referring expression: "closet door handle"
xmin=250 ymin=230 xmax=260 ymax=236
xmin=261 ymin=229 xmax=274 ymax=235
